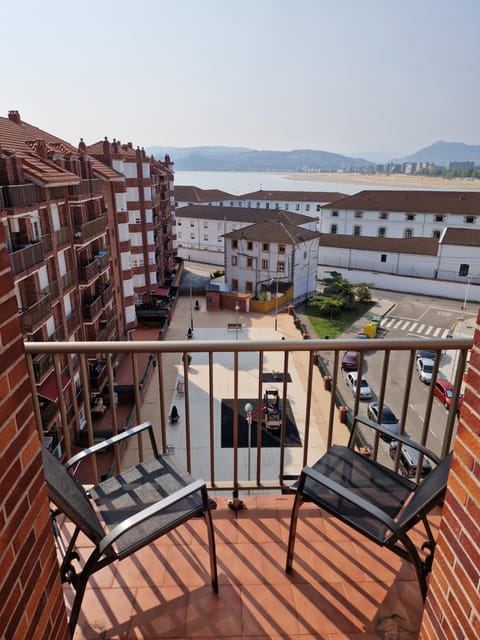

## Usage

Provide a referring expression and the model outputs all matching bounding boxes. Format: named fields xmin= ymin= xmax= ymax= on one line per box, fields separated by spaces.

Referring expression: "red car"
xmin=434 ymin=379 xmax=464 ymax=413
xmin=341 ymin=351 xmax=360 ymax=371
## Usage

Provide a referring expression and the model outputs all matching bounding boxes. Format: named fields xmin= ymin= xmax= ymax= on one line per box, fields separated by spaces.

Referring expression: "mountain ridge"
xmin=147 ymin=141 xmax=480 ymax=171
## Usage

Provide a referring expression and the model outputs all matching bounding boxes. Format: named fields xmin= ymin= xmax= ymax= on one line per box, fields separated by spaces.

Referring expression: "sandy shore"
xmin=286 ymin=172 xmax=480 ymax=191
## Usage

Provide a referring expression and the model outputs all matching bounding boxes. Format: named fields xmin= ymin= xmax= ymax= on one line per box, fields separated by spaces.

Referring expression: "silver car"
xmin=346 ymin=371 xmax=372 ymax=400
xmin=416 ymin=357 xmax=434 ymax=384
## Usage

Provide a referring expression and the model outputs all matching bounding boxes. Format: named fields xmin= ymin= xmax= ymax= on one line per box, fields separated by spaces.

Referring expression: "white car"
xmin=416 ymin=357 xmax=434 ymax=384
xmin=346 ymin=371 xmax=372 ymax=399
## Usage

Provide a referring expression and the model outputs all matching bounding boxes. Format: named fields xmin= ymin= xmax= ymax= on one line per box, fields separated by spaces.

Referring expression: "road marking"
xmin=417 ymin=324 xmax=425 ymax=333
xmin=393 ymin=319 xmax=403 ymax=329
xmin=433 ymin=327 xmax=441 ymax=337
xmin=410 ymin=322 xmax=418 ymax=331
xmin=401 ymin=320 xmax=410 ymax=330
xmin=424 ymin=326 xmax=434 ymax=335
xmin=442 ymin=329 xmax=451 ymax=338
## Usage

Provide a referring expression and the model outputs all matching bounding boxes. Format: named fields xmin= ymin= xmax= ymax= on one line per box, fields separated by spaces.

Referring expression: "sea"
xmin=174 ymin=170 xmax=364 ymax=195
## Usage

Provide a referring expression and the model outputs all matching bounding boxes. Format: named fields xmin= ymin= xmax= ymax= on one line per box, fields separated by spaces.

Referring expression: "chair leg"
xmin=202 ymin=488 xmax=218 ymax=593
xmin=68 ymin=573 xmax=89 ymax=638
xmin=286 ymin=491 xmax=303 ymax=573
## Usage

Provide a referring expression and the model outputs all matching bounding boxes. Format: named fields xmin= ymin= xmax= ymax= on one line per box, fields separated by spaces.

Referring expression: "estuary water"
xmin=174 ymin=170 xmax=362 ymax=195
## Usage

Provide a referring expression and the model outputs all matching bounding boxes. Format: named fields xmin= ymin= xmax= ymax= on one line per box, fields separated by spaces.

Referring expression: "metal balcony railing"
xmin=19 ymin=292 xmax=52 ymax=331
xmin=10 ymin=240 xmax=44 ymax=274
xmin=74 ymin=215 xmax=107 ymax=243
xmin=24 ymin=336 xmax=471 ymax=487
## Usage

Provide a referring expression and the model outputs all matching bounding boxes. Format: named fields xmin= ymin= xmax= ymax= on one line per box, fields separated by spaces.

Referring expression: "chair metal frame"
xmin=286 ymin=415 xmax=451 ymax=600
xmin=42 ymin=421 xmax=218 ymax=637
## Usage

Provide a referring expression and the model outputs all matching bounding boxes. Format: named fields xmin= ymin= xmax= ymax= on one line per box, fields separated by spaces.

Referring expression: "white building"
xmin=176 ymin=204 xmax=317 ymax=265
xmin=224 ymin=219 xmax=320 ymax=302
xmin=319 ymin=190 xmax=480 ymax=239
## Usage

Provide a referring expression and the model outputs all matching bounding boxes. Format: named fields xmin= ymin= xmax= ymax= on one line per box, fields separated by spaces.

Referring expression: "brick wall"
xmin=0 ymin=226 xmax=68 ymax=639
xmin=420 ymin=307 xmax=480 ymax=638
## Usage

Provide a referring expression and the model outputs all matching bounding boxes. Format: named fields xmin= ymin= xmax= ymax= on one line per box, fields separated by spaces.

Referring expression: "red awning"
xmin=37 ymin=372 xmax=70 ymax=403
xmin=152 ymin=287 xmax=170 ymax=297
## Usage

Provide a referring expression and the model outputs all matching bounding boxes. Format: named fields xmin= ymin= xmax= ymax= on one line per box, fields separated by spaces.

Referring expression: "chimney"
xmin=35 ymin=139 xmax=47 ymax=159
xmin=102 ymin=136 xmax=112 ymax=165
xmin=8 ymin=110 xmax=21 ymax=125
xmin=78 ymin=137 xmax=87 ymax=152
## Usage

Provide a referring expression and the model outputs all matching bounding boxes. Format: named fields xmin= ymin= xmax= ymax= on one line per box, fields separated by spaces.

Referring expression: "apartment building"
xmin=224 ymin=219 xmax=320 ymax=301
xmin=221 ymin=189 xmax=348 ymax=217
xmin=319 ymin=189 xmax=480 ymax=239
xmin=87 ymin=139 xmax=177 ymax=324
xmin=0 ymin=111 xmax=177 ymax=450
xmin=176 ymin=204 xmax=317 ymax=265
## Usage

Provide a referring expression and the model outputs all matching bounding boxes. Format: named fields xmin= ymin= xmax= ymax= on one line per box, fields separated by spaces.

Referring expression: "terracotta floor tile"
xmin=163 ymin=543 xmax=214 ymax=588
xmin=128 ymin=585 xmax=189 ymax=639
xmin=112 ymin=545 xmax=169 ymax=588
xmin=241 ymin=583 xmax=302 ymax=636
xmin=73 ymin=586 xmax=137 ymax=639
xmin=292 ymin=582 xmax=361 ymax=635
xmin=217 ymin=541 xmax=268 ymax=585
xmin=186 ymin=584 xmax=243 ymax=637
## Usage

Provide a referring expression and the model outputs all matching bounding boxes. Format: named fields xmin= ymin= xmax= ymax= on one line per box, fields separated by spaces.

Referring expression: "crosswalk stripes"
xmin=379 ymin=317 xmax=452 ymax=339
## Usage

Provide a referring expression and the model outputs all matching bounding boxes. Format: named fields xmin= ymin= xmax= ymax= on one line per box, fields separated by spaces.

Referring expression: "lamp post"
xmin=235 ymin=302 xmax=240 ymax=340
xmin=189 ymin=285 xmax=194 ymax=331
xmin=269 ymin=279 xmax=279 ymax=331
xmin=244 ymin=402 xmax=253 ymax=484
xmin=461 ymin=276 xmax=472 ymax=320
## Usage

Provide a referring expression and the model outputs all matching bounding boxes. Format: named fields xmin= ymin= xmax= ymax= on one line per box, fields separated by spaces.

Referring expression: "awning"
xmin=152 ymin=287 xmax=170 ymax=297
xmin=37 ymin=372 xmax=70 ymax=403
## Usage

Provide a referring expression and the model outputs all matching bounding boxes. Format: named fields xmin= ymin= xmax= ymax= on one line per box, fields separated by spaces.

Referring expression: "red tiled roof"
xmin=320 ymin=190 xmax=480 ymax=214
xmin=224 ymin=219 xmax=320 ymax=243
xmin=320 ymin=233 xmax=439 ymax=255
xmin=441 ymin=226 xmax=480 ymax=246
xmin=175 ymin=185 xmax=235 ymax=202
xmin=176 ymin=204 xmax=314 ymax=226
xmin=237 ymin=189 xmax=348 ymax=202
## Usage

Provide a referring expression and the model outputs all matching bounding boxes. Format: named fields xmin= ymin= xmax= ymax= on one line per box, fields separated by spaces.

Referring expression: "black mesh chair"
xmin=286 ymin=415 xmax=451 ymax=600
xmin=41 ymin=421 xmax=218 ymax=637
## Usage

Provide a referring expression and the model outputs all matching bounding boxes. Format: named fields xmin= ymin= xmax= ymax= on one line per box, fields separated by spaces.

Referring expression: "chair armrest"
xmin=302 ymin=465 xmax=405 ymax=539
xmin=65 ymin=422 xmax=155 ymax=470
xmin=353 ymin=416 xmax=441 ymax=465
xmin=98 ymin=478 xmax=207 ymax=555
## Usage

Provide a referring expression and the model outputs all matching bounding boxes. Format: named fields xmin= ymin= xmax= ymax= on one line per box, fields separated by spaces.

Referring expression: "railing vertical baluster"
xmin=130 ymin=352 xmax=143 ymax=462
xmin=256 ymin=351 xmax=264 ymax=484
xmin=183 ymin=351 xmax=192 ymax=473
xmin=208 ymin=351 xmax=215 ymax=486
xmin=54 ymin=355 xmax=71 ymax=461
xmin=302 ymin=351 xmax=314 ymax=468
xmin=79 ymin=353 xmax=98 ymax=484
xmin=156 ymin=352 xmax=167 ymax=453
xmin=106 ymin=354 xmax=120 ymax=475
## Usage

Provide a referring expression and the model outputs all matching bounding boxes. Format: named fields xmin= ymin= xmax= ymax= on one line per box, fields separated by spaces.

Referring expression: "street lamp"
xmin=189 ymin=285 xmax=194 ymax=331
xmin=269 ymin=279 xmax=279 ymax=331
xmin=235 ymin=302 xmax=240 ymax=339
xmin=244 ymin=402 xmax=253 ymax=484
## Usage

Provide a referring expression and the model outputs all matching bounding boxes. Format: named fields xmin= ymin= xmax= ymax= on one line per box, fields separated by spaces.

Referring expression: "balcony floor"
xmin=70 ymin=494 xmax=439 ymax=639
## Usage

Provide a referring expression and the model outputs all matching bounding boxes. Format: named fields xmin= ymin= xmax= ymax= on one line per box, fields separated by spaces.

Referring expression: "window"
xmin=247 ymin=201 xmax=251 ymax=207
xmin=262 ymin=242 xmax=269 ymax=251
xmin=406 ymin=214 xmax=415 ymax=221
xmin=245 ymin=281 xmax=253 ymax=293
xmin=379 ymin=212 xmax=389 ymax=219
xmin=353 ymin=225 xmax=361 ymax=236
xmin=434 ymin=215 xmax=444 ymax=222
xmin=256 ymin=202 xmax=261 ymax=208
xmin=232 ymin=240 xmax=238 ymax=249
xmin=459 ymin=264 xmax=469 ymax=277
xmin=190 ymin=233 xmax=195 ymax=240
xmin=217 ymin=236 xmax=222 ymax=242
xmin=231 ymin=256 xmax=237 ymax=266
xmin=432 ymin=230 xmax=441 ymax=239
xmin=266 ymin=203 xmax=270 ymax=209
xmin=231 ymin=278 xmax=238 ymax=291
xmin=285 ymin=203 xmax=289 ymax=210
xmin=177 ymin=220 xmax=182 ymax=226
xmin=277 ymin=261 xmax=285 ymax=272
xmin=230 ymin=201 xmax=234 ymax=206
xmin=203 ymin=234 xmax=208 ymax=241
xmin=330 ymin=224 xmax=338 ymax=234
xmin=247 ymin=241 xmax=253 ymax=251
xmin=378 ymin=227 xmax=386 ymax=237
xmin=247 ymin=257 xmax=253 ymax=268
xmin=332 ymin=210 xmax=339 ymax=217
xmin=464 ymin=216 xmax=476 ymax=224
xmin=404 ymin=228 xmax=413 ymax=238
xmin=275 ymin=203 xmax=279 ymax=209
xmin=306 ymin=204 xmax=310 ymax=212
xmin=203 ymin=221 xmax=208 ymax=228
xmin=279 ymin=244 xmax=286 ymax=254
xmin=316 ymin=205 xmax=321 ymax=211
xmin=190 ymin=222 xmax=195 ymax=227
xmin=354 ymin=211 xmax=363 ymax=218
xmin=381 ymin=254 xmax=387 ymax=263
xmin=295 ymin=203 xmax=300 ymax=211
xmin=261 ymin=259 xmax=269 ymax=270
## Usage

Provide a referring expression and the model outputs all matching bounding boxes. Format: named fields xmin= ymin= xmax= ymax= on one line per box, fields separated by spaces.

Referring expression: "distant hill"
xmin=393 ymin=141 xmax=480 ymax=166
xmin=146 ymin=145 xmax=373 ymax=171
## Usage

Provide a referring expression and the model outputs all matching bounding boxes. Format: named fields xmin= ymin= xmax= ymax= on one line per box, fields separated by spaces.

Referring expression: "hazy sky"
xmin=2 ymin=0 xmax=479 ymax=157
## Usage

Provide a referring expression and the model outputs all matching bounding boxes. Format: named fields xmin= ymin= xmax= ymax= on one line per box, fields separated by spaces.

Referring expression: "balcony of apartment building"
xmin=73 ymin=212 xmax=107 ymax=244
xmin=66 ymin=308 xmax=81 ymax=334
xmin=61 ymin=268 xmax=75 ymax=291
xmin=78 ymin=257 xmax=100 ymax=284
xmin=67 ymin=178 xmax=103 ymax=200
xmin=9 ymin=231 xmax=52 ymax=275
xmin=0 ymin=182 xmax=45 ymax=208
xmin=82 ymin=290 xmax=103 ymax=322
xmin=19 ymin=287 xmax=52 ymax=332
xmin=55 ymin=225 xmax=71 ymax=247
xmin=23 ymin=324 xmax=473 ymax=638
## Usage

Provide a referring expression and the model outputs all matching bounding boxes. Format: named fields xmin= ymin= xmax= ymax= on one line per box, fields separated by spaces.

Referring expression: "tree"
xmin=308 ymin=295 xmax=344 ymax=318
xmin=355 ymin=282 xmax=373 ymax=303
xmin=322 ymin=271 xmax=355 ymax=306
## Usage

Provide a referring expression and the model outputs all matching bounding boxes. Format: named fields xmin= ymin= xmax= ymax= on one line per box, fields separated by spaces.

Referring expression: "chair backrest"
xmin=397 ymin=452 xmax=452 ymax=532
xmin=41 ymin=447 xmax=105 ymax=543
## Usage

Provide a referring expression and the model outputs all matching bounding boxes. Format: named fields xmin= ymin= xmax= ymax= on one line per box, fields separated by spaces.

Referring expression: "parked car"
xmin=341 ymin=350 xmax=360 ymax=370
xmin=416 ymin=348 xmax=437 ymax=361
xmin=367 ymin=402 xmax=401 ymax=441
xmin=389 ymin=442 xmax=432 ymax=478
xmin=346 ymin=371 xmax=372 ymax=399
xmin=416 ymin=357 xmax=435 ymax=384
xmin=434 ymin=379 xmax=464 ymax=413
